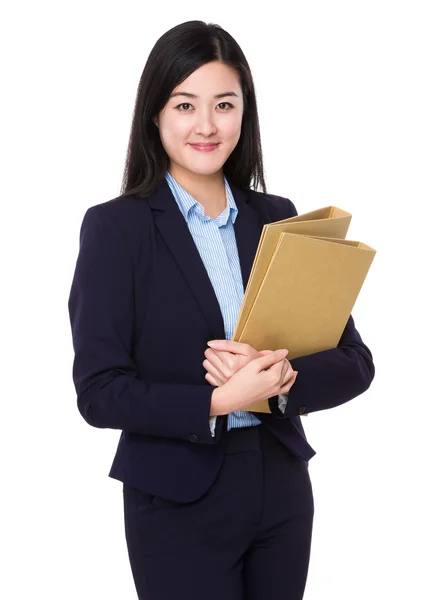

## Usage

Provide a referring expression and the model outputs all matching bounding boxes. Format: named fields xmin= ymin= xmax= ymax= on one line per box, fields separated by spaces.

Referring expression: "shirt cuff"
xmin=278 ymin=393 xmax=289 ymax=414
xmin=209 ymin=415 xmax=217 ymax=437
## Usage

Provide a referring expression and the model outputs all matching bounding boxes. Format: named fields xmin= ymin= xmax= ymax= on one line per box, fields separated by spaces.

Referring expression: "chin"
xmin=183 ymin=162 xmax=225 ymax=176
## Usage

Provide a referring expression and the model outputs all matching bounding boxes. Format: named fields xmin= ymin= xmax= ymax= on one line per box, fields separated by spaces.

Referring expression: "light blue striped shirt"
xmin=165 ymin=171 xmax=287 ymax=435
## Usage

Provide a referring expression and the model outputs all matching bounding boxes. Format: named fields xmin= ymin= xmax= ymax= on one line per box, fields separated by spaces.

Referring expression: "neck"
xmin=168 ymin=166 xmax=227 ymax=218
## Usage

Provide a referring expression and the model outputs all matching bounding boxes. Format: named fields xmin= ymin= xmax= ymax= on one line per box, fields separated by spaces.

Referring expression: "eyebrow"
xmin=169 ymin=91 xmax=239 ymax=100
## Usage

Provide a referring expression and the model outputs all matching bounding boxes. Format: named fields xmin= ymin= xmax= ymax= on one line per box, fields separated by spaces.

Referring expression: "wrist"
xmin=210 ymin=386 xmax=229 ymax=416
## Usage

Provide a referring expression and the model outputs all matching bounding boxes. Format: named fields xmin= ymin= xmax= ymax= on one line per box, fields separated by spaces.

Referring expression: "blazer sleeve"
xmin=267 ymin=196 xmax=376 ymax=418
xmin=67 ymin=206 xmax=224 ymax=444
xmin=269 ymin=313 xmax=375 ymax=418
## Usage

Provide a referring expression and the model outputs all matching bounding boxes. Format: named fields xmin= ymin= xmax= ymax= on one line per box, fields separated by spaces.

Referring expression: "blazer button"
xmin=188 ymin=433 xmax=198 ymax=442
xmin=298 ymin=405 xmax=308 ymax=415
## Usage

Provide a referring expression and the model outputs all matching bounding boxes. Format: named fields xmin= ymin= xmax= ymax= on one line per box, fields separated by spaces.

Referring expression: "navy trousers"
xmin=123 ymin=423 xmax=314 ymax=599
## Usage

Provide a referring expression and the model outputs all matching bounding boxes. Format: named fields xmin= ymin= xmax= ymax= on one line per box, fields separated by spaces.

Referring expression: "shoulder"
xmin=83 ymin=193 xmax=153 ymax=229
xmin=246 ymin=188 xmax=298 ymax=220
xmin=77 ymin=194 xmax=154 ymax=259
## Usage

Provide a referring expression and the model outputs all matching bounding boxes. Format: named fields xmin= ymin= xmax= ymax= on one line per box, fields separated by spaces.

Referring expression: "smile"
xmin=189 ymin=144 xmax=219 ymax=152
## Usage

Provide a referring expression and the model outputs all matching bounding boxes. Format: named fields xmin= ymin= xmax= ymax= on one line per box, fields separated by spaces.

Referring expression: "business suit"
xmin=68 ymin=175 xmax=374 ymax=599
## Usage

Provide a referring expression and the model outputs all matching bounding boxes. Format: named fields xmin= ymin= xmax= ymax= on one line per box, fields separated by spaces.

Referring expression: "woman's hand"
xmin=258 ymin=349 xmax=297 ymax=395
xmin=203 ymin=340 xmax=297 ymax=395
xmin=210 ymin=349 xmax=298 ymax=416
xmin=203 ymin=340 xmax=259 ymax=387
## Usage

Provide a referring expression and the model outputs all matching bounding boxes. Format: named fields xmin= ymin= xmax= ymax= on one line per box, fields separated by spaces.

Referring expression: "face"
xmin=153 ymin=61 xmax=244 ymax=180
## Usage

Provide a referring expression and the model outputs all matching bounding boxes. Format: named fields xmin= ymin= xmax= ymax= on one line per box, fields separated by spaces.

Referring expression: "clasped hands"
xmin=203 ymin=340 xmax=298 ymax=415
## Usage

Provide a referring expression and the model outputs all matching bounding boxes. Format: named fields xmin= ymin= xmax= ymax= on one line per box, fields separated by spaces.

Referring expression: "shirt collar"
xmin=165 ymin=170 xmax=238 ymax=225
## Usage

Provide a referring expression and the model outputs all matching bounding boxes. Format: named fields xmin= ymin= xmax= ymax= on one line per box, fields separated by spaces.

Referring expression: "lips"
xmin=189 ymin=143 xmax=219 ymax=152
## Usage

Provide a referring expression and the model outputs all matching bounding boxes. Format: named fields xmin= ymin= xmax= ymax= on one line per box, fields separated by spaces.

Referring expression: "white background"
xmin=2 ymin=1 xmax=437 ymax=598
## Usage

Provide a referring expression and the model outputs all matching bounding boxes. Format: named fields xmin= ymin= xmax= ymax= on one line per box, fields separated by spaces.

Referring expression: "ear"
xmin=153 ymin=116 xmax=158 ymax=128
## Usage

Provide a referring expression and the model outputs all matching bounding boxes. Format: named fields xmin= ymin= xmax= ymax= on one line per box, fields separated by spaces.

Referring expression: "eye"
xmin=217 ymin=102 xmax=234 ymax=110
xmin=176 ymin=103 xmax=194 ymax=111
xmin=175 ymin=102 xmax=234 ymax=112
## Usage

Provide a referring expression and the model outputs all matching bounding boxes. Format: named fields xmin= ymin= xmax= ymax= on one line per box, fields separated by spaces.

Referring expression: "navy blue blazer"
xmin=68 ymin=178 xmax=375 ymax=502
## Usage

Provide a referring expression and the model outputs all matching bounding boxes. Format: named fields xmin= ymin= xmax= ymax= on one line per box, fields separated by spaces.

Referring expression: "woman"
xmin=68 ymin=20 xmax=375 ymax=600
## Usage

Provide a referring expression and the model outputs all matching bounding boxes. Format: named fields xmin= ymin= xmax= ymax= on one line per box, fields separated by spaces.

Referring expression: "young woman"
xmin=68 ymin=20 xmax=375 ymax=600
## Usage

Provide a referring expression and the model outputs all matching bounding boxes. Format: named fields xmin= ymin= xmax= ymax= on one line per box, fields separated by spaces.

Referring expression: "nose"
xmin=194 ymin=106 xmax=217 ymax=137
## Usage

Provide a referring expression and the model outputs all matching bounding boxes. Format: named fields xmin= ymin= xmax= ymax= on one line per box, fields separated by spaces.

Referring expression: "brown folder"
xmin=233 ymin=206 xmax=352 ymax=341
xmin=232 ymin=207 xmax=376 ymax=414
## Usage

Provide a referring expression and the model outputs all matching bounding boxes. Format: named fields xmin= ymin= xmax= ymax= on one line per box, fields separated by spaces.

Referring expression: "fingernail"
xmin=207 ymin=341 xmax=218 ymax=347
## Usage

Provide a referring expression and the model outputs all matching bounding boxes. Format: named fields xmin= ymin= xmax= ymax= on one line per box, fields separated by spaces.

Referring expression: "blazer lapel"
xmin=228 ymin=181 xmax=264 ymax=291
xmin=147 ymin=178 xmax=264 ymax=341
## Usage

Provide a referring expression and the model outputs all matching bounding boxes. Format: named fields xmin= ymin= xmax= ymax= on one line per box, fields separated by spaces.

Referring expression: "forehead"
xmin=171 ymin=62 xmax=241 ymax=97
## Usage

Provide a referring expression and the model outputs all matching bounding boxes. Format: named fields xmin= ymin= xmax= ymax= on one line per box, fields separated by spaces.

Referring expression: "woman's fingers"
xmin=281 ymin=358 xmax=290 ymax=381
xmin=255 ymin=354 xmax=296 ymax=395
xmin=254 ymin=349 xmax=288 ymax=373
xmin=279 ymin=370 xmax=298 ymax=394
xmin=205 ymin=372 xmax=220 ymax=387
xmin=207 ymin=340 xmax=254 ymax=356
xmin=204 ymin=349 xmax=236 ymax=380
xmin=278 ymin=356 xmax=297 ymax=390
xmin=203 ymin=359 xmax=226 ymax=385
xmin=204 ymin=347 xmax=226 ymax=369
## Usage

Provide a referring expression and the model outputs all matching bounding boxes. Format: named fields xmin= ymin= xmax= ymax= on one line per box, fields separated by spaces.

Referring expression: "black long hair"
xmin=119 ymin=20 xmax=267 ymax=198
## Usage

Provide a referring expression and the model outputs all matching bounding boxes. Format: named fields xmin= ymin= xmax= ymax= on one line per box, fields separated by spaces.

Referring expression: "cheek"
xmin=159 ymin=118 xmax=190 ymax=150
xmin=222 ymin=116 xmax=242 ymax=143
